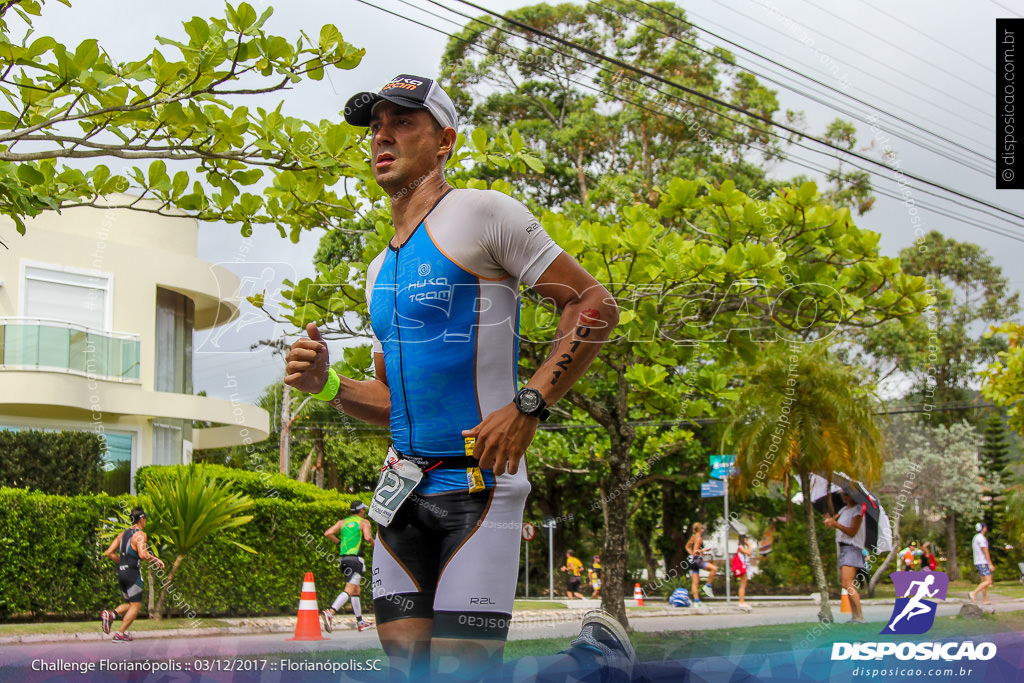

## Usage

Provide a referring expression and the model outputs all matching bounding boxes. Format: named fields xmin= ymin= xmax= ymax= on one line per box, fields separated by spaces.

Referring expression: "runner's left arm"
xmin=360 ymin=518 xmax=375 ymax=547
xmin=134 ymin=532 xmax=165 ymax=569
xmin=466 ymin=252 xmax=617 ymax=475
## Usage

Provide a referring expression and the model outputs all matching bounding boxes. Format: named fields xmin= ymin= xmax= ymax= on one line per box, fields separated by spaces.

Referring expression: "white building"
xmin=0 ymin=197 xmax=270 ymax=492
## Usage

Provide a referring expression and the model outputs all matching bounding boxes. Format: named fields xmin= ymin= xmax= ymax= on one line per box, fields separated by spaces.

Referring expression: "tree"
xmin=886 ymin=421 xmax=982 ymax=581
xmin=0 ymin=0 xmax=371 ymax=245
xmin=726 ymin=343 xmax=884 ymax=623
xmin=282 ymin=177 xmax=931 ymax=626
xmin=980 ymin=413 xmax=1011 ymax=549
xmin=981 ymin=322 xmax=1024 ymax=436
xmin=440 ymin=1 xmax=788 ymax=210
xmin=145 ymin=466 xmax=255 ymax=618
xmin=862 ymin=232 xmax=1020 ymax=416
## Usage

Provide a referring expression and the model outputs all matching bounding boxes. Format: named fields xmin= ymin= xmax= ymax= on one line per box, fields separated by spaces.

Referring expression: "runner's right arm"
xmin=284 ymin=323 xmax=391 ymax=427
xmin=324 ymin=520 xmax=343 ymax=544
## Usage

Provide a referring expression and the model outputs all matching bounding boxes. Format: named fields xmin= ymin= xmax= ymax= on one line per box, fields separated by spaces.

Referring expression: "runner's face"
xmin=369 ymin=101 xmax=442 ymax=194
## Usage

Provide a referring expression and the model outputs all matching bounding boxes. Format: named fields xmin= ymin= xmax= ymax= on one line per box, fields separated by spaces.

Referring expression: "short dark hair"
xmin=130 ymin=507 xmax=147 ymax=523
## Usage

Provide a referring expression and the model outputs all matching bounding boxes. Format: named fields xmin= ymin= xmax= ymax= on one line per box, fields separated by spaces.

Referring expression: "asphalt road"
xmin=1 ymin=599 xmax=1019 ymax=671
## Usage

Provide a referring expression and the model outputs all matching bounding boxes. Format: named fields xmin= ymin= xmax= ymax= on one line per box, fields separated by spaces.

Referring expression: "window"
xmin=152 ymin=419 xmax=191 ymax=466
xmin=24 ymin=265 xmax=109 ymax=330
xmin=101 ymin=432 xmax=133 ymax=495
xmin=155 ymin=288 xmax=194 ymax=394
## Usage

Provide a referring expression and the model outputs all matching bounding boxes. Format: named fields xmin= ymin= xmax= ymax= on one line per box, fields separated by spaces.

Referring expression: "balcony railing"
xmin=0 ymin=318 xmax=141 ymax=382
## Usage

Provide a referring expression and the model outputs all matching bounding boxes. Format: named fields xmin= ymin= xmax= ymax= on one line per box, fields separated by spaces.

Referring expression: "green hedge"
xmin=0 ymin=430 xmax=104 ymax=495
xmin=0 ymin=482 xmax=373 ymax=620
xmin=135 ymin=464 xmax=353 ymax=502
xmin=0 ymin=487 xmax=121 ymax=619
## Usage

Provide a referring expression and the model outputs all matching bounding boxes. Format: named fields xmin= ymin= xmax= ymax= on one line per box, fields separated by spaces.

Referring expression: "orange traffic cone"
xmin=633 ymin=583 xmax=644 ymax=607
xmin=840 ymin=589 xmax=851 ymax=614
xmin=288 ymin=572 xmax=327 ymax=641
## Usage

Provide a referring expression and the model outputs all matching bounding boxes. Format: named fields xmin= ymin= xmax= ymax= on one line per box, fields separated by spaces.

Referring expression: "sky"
xmin=30 ymin=0 xmax=1024 ymax=409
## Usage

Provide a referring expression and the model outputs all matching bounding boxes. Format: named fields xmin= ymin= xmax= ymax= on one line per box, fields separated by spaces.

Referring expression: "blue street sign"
xmin=710 ymin=454 xmax=737 ymax=480
xmin=701 ymin=479 xmax=726 ymax=498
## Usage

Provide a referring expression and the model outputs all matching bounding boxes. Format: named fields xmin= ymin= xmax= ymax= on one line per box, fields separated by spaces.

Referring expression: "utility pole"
xmin=280 ymin=383 xmax=292 ymax=474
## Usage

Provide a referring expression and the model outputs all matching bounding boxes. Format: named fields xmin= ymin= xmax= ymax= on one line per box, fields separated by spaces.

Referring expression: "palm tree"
xmin=144 ymin=466 xmax=256 ymax=618
xmin=726 ymin=343 xmax=884 ymax=622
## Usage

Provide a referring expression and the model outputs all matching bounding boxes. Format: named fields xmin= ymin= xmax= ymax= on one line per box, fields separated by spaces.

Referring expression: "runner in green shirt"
xmin=322 ymin=500 xmax=375 ymax=632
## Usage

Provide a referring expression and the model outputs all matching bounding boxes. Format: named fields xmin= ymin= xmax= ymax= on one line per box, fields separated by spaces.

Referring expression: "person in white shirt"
xmin=824 ymin=491 xmax=866 ymax=623
xmin=969 ymin=522 xmax=995 ymax=604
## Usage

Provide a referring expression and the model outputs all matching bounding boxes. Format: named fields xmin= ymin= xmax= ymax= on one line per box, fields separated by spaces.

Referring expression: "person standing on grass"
xmin=100 ymin=507 xmax=165 ymax=642
xmin=824 ymin=491 xmax=866 ymax=624
xmin=970 ymin=522 xmax=995 ymax=604
xmin=322 ymin=500 xmax=375 ymax=633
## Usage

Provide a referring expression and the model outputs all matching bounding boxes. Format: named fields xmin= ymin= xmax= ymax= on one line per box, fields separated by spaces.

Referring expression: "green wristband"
xmin=311 ymin=368 xmax=341 ymax=401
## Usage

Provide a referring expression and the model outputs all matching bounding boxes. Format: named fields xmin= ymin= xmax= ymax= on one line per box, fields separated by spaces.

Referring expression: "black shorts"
xmin=340 ymin=556 xmax=365 ymax=585
xmin=567 ymin=576 xmax=582 ymax=592
xmin=371 ymin=470 xmax=530 ymax=641
xmin=117 ymin=565 xmax=144 ymax=603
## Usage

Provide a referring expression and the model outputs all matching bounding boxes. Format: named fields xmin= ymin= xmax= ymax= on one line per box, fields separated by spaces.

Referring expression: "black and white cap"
xmin=350 ymin=500 xmax=367 ymax=513
xmin=344 ymin=74 xmax=458 ymax=132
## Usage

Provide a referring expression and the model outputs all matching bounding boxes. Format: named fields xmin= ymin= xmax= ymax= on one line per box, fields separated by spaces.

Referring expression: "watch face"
xmin=519 ymin=389 xmax=541 ymax=413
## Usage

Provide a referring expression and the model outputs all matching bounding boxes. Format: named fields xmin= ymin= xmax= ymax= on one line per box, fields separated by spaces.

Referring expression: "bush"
xmin=757 ymin=514 xmax=838 ymax=589
xmin=0 ymin=487 xmax=122 ymax=619
xmin=0 ymin=482 xmax=372 ymax=619
xmin=0 ymin=430 xmax=104 ymax=495
xmin=135 ymin=464 xmax=353 ymax=502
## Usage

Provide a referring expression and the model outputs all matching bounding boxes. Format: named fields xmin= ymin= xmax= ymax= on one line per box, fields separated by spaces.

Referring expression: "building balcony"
xmin=0 ymin=318 xmax=140 ymax=382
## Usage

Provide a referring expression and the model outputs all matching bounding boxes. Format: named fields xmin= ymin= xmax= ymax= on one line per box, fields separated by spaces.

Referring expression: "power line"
xmin=640 ymin=0 xmax=994 ymax=157
xmin=361 ymin=0 xmax=1024 ymax=243
xmin=859 ymin=0 xmax=992 ymax=73
xmin=991 ymin=0 xmax=1022 ymax=18
xmin=450 ymin=0 xmax=1024 ymax=227
xmin=797 ymin=0 xmax=990 ymax=101
xmin=689 ymin=1 xmax=995 ymax=148
xmin=594 ymin=0 xmax=992 ymax=176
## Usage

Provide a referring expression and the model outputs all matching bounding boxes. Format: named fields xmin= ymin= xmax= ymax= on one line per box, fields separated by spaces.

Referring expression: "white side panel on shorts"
xmin=432 ymin=467 xmax=531 ymax=615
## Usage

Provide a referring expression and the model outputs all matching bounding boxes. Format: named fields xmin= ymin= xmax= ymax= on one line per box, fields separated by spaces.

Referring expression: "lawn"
xmin=0 ymin=617 xmax=234 ymax=636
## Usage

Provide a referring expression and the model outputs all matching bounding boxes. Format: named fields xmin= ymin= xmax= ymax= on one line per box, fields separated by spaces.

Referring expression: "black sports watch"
xmin=514 ymin=388 xmax=550 ymax=421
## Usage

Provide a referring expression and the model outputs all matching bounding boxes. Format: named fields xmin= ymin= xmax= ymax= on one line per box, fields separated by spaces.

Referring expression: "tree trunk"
xmin=945 ymin=513 xmax=960 ymax=581
xmin=868 ymin=510 xmax=899 ymax=598
xmin=635 ymin=524 xmax=661 ymax=594
xmin=661 ymin=481 xmax=690 ymax=575
xmin=600 ymin=426 xmax=636 ymax=629
xmin=800 ymin=471 xmax=833 ymax=623
xmin=154 ymin=555 xmax=187 ymax=619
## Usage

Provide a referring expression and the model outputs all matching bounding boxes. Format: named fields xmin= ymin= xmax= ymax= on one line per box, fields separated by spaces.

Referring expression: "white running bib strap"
xmin=369 ymin=446 xmax=423 ymax=527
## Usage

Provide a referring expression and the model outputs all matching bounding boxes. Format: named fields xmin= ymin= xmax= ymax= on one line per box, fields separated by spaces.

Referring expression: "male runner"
xmin=285 ymin=73 xmax=618 ymax=680
xmin=100 ymin=508 xmax=165 ymax=641
xmin=561 ymin=550 xmax=585 ymax=600
xmin=970 ymin=522 xmax=995 ymax=604
xmin=322 ymin=500 xmax=375 ymax=632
